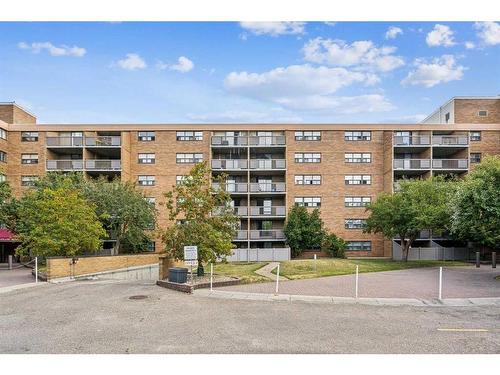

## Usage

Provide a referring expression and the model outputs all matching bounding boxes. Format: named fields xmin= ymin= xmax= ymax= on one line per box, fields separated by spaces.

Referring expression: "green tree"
xmin=0 ymin=181 xmax=17 ymax=230
xmin=364 ymin=177 xmax=455 ymax=261
xmin=284 ymin=206 xmax=325 ymax=257
xmin=161 ymin=162 xmax=239 ymax=265
xmin=15 ymin=186 xmax=106 ymax=258
xmin=322 ymin=233 xmax=347 ymax=258
xmin=451 ymin=155 xmax=500 ymax=250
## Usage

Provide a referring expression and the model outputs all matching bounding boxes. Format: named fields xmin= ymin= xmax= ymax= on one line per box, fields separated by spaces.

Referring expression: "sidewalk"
xmin=255 ymin=262 xmax=287 ymax=281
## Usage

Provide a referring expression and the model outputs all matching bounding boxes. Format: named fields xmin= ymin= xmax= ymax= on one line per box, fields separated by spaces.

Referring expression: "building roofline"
xmin=421 ymin=95 xmax=500 ymax=123
xmin=0 ymin=102 xmax=37 ymax=119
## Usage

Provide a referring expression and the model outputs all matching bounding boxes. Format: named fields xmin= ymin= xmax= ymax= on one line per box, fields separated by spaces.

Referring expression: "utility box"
xmin=168 ymin=267 xmax=188 ymax=284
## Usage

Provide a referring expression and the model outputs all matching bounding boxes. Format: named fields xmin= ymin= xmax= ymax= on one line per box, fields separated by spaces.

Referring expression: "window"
xmin=0 ymin=151 xmax=6 ymax=163
xmin=21 ymin=131 xmax=38 ymax=142
xmin=345 ymin=153 xmax=371 ymax=163
xmin=345 ymin=196 xmax=371 ymax=207
xmin=144 ymin=197 xmax=156 ymax=206
xmin=294 ymin=197 xmax=321 ymax=207
xmin=470 ymin=153 xmax=482 ymax=164
xmin=470 ymin=131 xmax=481 ymax=141
xmin=295 ymin=175 xmax=321 ymax=185
xmin=21 ymin=176 xmax=39 ymax=187
xmin=0 ymin=128 xmax=6 ymax=140
xmin=445 ymin=112 xmax=450 ymax=123
xmin=176 ymin=131 xmax=203 ymax=141
xmin=344 ymin=131 xmax=371 ymax=141
xmin=295 ymin=131 xmax=321 ymax=141
xmin=294 ymin=153 xmax=321 ymax=163
xmin=346 ymin=241 xmax=371 ymax=251
xmin=345 ymin=175 xmax=371 ymax=185
xmin=0 ymin=174 xmax=6 ymax=183
xmin=138 ymin=153 xmax=155 ymax=164
xmin=345 ymin=219 xmax=367 ymax=229
xmin=138 ymin=131 xmax=155 ymax=141
xmin=138 ymin=175 xmax=155 ymax=186
xmin=21 ymin=153 xmax=38 ymax=164
xmin=145 ymin=241 xmax=156 ymax=252
xmin=176 ymin=153 xmax=203 ymax=163
xmin=478 ymin=110 xmax=488 ymax=117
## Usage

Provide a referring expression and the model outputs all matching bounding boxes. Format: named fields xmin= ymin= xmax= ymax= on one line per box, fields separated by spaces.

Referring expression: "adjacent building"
xmin=0 ymin=96 xmax=499 ymax=262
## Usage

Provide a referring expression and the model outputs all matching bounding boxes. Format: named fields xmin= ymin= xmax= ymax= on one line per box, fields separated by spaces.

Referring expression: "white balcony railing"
xmin=46 ymin=160 xmax=84 ymax=170
xmin=85 ymin=136 xmax=121 ymax=147
xmin=234 ymin=230 xmax=248 ymax=240
xmin=212 ymin=182 xmax=248 ymax=193
xmin=46 ymin=137 xmax=84 ymax=147
xmin=250 ymin=230 xmax=285 ymax=240
xmin=249 ymin=182 xmax=286 ymax=193
xmin=432 ymin=135 xmax=469 ymax=146
xmin=248 ymin=136 xmax=286 ymax=146
xmin=211 ymin=136 xmax=248 ymax=146
xmin=393 ymin=159 xmax=431 ymax=170
xmin=249 ymin=159 xmax=286 ymax=170
xmin=211 ymin=159 xmax=248 ymax=170
xmin=393 ymin=135 xmax=431 ymax=146
xmin=249 ymin=206 xmax=286 ymax=217
xmin=432 ymin=159 xmax=469 ymax=170
xmin=85 ymin=160 xmax=122 ymax=171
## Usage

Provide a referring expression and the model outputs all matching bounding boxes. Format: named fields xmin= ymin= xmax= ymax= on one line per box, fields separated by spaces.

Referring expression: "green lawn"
xmin=272 ymin=259 xmax=471 ymax=280
xmin=210 ymin=262 xmax=269 ymax=284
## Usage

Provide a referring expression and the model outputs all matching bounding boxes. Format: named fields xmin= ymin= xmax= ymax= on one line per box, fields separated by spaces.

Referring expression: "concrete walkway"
xmin=255 ymin=262 xmax=287 ymax=281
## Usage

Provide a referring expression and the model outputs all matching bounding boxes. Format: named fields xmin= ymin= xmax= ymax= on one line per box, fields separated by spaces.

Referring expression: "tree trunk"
xmin=401 ymin=239 xmax=411 ymax=262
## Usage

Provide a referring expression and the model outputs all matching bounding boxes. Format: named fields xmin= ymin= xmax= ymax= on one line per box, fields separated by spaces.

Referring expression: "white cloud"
xmin=239 ymin=22 xmax=306 ymax=36
xmin=170 ymin=56 xmax=194 ymax=73
xmin=116 ymin=53 xmax=147 ymax=70
xmin=384 ymin=114 xmax=428 ymax=123
xmin=302 ymin=38 xmax=405 ymax=72
xmin=465 ymin=41 xmax=475 ymax=49
xmin=474 ymin=22 xmax=500 ymax=45
xmin=224 ymin=64 xmax=393 ymax=113
xmin=401 ymin=55 xmax=465 ymax=88
xmin=426 ymin=24 xmax=456 ymax=47
xmin=324 ymin=22 xmax=336 ymax=27
xmin=187 ymin=111 xmax=302 ymax=123
xmin=18 ymin=41 xmax=86 ymax=57
xmin=385 ymin=26 xmax=403 ymax=39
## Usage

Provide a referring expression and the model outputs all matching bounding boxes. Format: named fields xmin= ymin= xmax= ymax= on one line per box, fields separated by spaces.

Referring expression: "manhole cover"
xmin=129 ymin=295 xmax=149 ymax=300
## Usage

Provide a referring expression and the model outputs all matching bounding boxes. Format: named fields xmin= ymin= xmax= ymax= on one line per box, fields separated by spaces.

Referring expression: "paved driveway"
xmin=0 ymin=266 xmax=34 ymax=288
xmin=217 ymin=266 xmax=500 ymax=299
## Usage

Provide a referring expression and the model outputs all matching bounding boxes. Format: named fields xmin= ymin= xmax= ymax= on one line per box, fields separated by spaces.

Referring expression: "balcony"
xmin=432 ymin=159 xmax=468 ymax=170
xmin=432 ymin=135 xmax=468 ymax=146
xmin=46 ymin=159 xmax=83 ymax=171
xmin=250 ymin=229 xmax=285 ymax=240
xmin=212 ymin=182 xmax=248 ymax=193
xmin=85 ymin=160 xmax=122 ymax=171
xmin=211 ymin=159 xmax=248 ymax=170
xmin=393 ymin=159 xmax=431 ymax=170
xmin=85 ymin=136 xmax=121 ymax=147
xmin=234 ymin=230 xmax=248 ymax=240
xmin=249 ymin=159 xmax=286 ymax=170
xmin=249 ymin=182 xmax=286 ymax=193
xmin=46 ymin=136 xmax=83 ymax=147
xmin=213 ymin=206 xmax=248 ymax=216
xmin=393 ymin=135 xmax=431 ymax=146
xmin=211 ymin=136 xmax=248 ymax=147
xmin=248 ymin=136 xmax=286 ymax=146
xmin=249 ymin=206 xmax=286 ymax=217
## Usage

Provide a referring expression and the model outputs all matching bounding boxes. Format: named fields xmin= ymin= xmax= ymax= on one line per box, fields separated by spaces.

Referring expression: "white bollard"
xmin=275 ymin=264 xmax=280 ymax=295
xmin=438 ymin=266 xmax=443 ymax=300
xmin=210 ymin=263 xmax=213 ymax=291
xmin=355 ymin=265 xmax=359 ymax=299
xmin=35 ymin=256 xmax=38 ymax=283
xmin=314 ymin=254 xmax=317 ymax=272
xmin=8 ymin=255 xmax=13 ymax=270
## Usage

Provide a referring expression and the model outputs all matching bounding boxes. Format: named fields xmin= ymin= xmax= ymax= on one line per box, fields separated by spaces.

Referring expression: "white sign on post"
xmin=184 ymin=245 xmax=198 ymax=261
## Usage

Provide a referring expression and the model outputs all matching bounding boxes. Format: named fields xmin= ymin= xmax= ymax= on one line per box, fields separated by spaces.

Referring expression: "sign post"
xmin=184 ymin=246 xmax=198 ymax=285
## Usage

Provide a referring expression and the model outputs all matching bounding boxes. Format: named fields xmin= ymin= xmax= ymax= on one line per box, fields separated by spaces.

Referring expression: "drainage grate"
xmin=129 ymin=295 xmax=149 ymax=300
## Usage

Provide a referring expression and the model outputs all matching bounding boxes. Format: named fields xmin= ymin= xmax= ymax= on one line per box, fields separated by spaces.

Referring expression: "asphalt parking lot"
xmin=0 ymin=279 xmax=499 ymax=354
xmin=0 ymin=266 xmax=34 ymax=288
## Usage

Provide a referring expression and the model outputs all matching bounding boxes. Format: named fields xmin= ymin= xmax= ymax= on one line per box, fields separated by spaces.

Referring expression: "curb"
xmin=193 ymin=289 xmax=500 ymax=307
xmin=0 ymin=282 xmax=47 ymax=295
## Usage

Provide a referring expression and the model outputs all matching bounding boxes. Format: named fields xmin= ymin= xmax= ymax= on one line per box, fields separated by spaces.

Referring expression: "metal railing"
xmin=85 ymin=136 xmax=121 ymax=147
xmin=432 ymin=135 xmax=469 ymax=146
xmin=249 ymin=206 xmax=286 ymax=216
xmin=211 ymin=159 xmax=248 ymax=170
xmin=249 ymin=159 xmax=286 ymax=169
xmin=212 ymin=182 xmax=248 ymax=193
xmin=393 ymin=135 xmax=431 ymax=146
xmin=250 ymin=229 xmax=285 ymax=240
xmin=432 ymin=159 xmax=468 ymax=170
xmin=46 ymin=137 xmax=84 ymax=147
xmin=85 ymin=160 xmax=122 ymax=170
xmin=249 ymin=182 xmax=286 ymax=193
xmin=46 ymin=160 xmax=84 ymax=170
xmin=393 ymin=159 xmax=431 ymax=170
xmin=211 ymin=136 xmax=248 ymax=146
xmin=248 ymin=136 xmax=286 ymax=146
xmin=213 ymin=206 xmax=248 ymax=216
xmin=234 ymin=230 xmax=248 ymax=240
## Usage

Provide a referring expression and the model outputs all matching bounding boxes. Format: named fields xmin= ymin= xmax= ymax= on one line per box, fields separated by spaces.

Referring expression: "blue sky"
xmin=0 ymin=21 xmax=499 ymax=124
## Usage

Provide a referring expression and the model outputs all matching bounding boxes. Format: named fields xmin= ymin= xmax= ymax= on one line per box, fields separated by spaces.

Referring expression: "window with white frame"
xmin=294 ymin=131 xmax=321 ymax=141
xmin=0 ymin=151 xmax=6 ymax=163
xmin=21 ymin=132 xmax=38 ymax=142
xmin=294 ymin=197 xmax=321 ymax=207
xmin=470 ymin=153 xmax=482 ymax=164
xmin=0 ymin=128 xmax=6 ymax=140
xmin=346 ymin=241 xmax=371 ymax=251
xmin=144 ymin=197 xmax=156 ymax=205
xmin=294 ymin=152 xmax=321 ymax=163
xmin=345 ymin=153 xmax=371 ymax=163
xmin=345 ymin=131 xmax=371 ymax=141
xmin=138 ymin=131 xmax=155 ymax=141
xmin=176 ymin=131 xmax=203 ymax=141
xmin=345 ymin=196 xmax=371 ymax=207
xmin=477 ymin=110 xmax=488 ymax=117
xmin=176 ymin=153 xmax=203 ymax=163
xmin=138 ymin=153 xmax=155 ymax=164
xmin=21 ymin=153 xmax=39 ymax=164
xmin=21 ymin=175 xmax=39 ymax=187
xmin=138 ymin=175 xmax=155 ymax=186
xmin=345 ymin=175 xmax=371 ymax=185
xmin=294 ymin=175 xmax=321 ymax=185
xmin=470 ymin=131 xmax=481 ymax=141
xmin=345 ymin=219 xmax=367 ymax=229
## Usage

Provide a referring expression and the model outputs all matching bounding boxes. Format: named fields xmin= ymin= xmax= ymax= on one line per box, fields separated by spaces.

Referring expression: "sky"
xmin=0 ymin=21 xmax=499 ymax=124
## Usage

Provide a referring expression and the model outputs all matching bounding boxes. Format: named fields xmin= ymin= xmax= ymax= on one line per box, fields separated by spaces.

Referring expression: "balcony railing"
xmin=85 ymin=160 xmax=122 ymax=171
xmin=211 ymin=159 xmax=248 ymax=170
xmin=432 ymin=159 xmax=468 ymax=170
xmin=46 ymin=137 xmax=83 ymax=147
xmin=46 ymin=160 xmax=83 ymax=170
xmin=211 ymin=136 xmax=248 ymax=146
xmin=249 ymin=182 xmax=286 ymax=193
xmin=234 ymin=230 xmax=248 ymax=240
xmin=393 ymin=135 xmax=431 ymax=146
xmin=250 ymin=230 xmax=285 ymax=240
xmin=248 ymin=136 xmax=286 ymax=146
xmin=393 ymin=159 xmax=431 ymax=170
xmin=212 ymin=182 xmax=248 ymax=193
xmin=213 ymin=206 xmax=248 ymax=216
xmin=85 ymin=136 xmax=121 ymax=147
xmin=249 ymin=159 xmax=286 ymax=170
xmin=249 ymin=206 xmax=286 ymax=217
xmin=432 ymin=135 xmax=469 ymax=146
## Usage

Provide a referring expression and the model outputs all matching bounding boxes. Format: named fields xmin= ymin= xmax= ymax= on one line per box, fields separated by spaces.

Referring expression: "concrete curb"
xmin=0 ymin=282 xmax=47 ymax=295
xmin=193 ymin=289 xmax=500 ymax=307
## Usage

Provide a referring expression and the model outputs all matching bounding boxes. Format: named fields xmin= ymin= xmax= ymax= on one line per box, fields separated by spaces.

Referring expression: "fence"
xmin=392 ymin=245 xmax=469 ymax=261
xmin=226 ymin=248 xmax=291 ymax=262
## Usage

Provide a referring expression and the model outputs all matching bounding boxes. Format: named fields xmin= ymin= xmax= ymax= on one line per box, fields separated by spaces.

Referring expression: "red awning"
xmin=0 ymin=228 xmax=14 ymax=241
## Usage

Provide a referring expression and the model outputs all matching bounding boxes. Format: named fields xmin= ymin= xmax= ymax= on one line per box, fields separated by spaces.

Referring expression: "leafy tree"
xmin=15 ymin=186 xmax=106 ymax=258
xmin=161 ymin=162 xmax=239 ymax=266
xmin=284 ymin=206 xmax=325 ymax=257
xmin=322 ymin=233 xmax=347 ymax=258
xmin=0 ymin=181 xmax=17 ymax=230
xmin=364 ymin=177 xmax=455 ymax=261
xmin=451 ymin=155 xmax=500 ymax=250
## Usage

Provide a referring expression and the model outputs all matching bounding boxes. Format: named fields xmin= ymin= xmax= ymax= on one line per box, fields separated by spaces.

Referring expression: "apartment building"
xmin=0 ymin=96 xmax=499 ymax=262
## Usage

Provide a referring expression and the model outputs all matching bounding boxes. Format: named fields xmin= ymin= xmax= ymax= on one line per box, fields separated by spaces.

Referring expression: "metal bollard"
xmin=475 ymin=251 xmax=480 ymax=268
xmin=8 ymin=255 xmax=13 ymax=270
xmin=492 ymin=252 xmax=497 ymax=269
